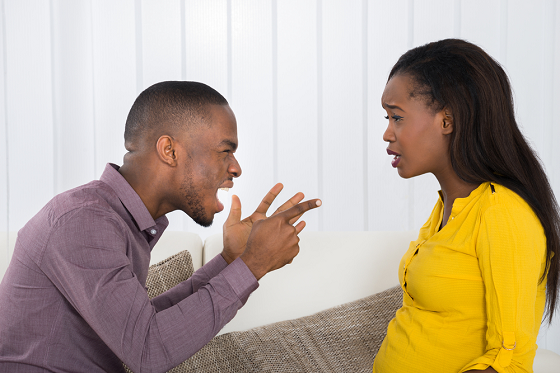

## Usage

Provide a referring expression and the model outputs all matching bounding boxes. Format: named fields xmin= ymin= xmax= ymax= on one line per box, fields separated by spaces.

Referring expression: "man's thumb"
xmin=225 ymin=194 xmax=242 ymax=225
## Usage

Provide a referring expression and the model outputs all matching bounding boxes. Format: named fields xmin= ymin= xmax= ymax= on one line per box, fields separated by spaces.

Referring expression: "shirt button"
xmin=150 ymin=229 xmax=157 ymax=235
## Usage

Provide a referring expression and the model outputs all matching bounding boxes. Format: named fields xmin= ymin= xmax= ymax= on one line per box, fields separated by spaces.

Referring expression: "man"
xmin=0 ymin=81 xmax=321 ymax=372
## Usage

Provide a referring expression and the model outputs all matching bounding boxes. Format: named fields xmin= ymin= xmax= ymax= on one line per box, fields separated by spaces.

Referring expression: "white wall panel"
xmin=184 ymin=0 xmax=229 ymax=98
xmin=505 ymin=1 xmax=545 ymax=159
xmin=91 ymin=0 xmax=137 ymax=177
xmin=276 ymin=0 xmax=319 ymax=231
xmin=141 ymin=0 xmax=182 ymax=88
xmin=52 ymin=0 xmax=96 ymax=193
xmin=0 ymin=0 xmax=8 ymax=277
xmin=5 ymin=0 xmax=54 ymax=231
xmin=321 ymin=0 xmax=365 ymax=231
xmin=413 ymin=0 xmax=455 ymax=47
xmin=368 ymin=0 xmax=413 ymax=231
xmin=183 ymin=0 xmax=230 ymax=240
xmin=460 ymin=0 xmax=502 ymax=59
xmin=230 ymin=0 xmax=275 ymax=227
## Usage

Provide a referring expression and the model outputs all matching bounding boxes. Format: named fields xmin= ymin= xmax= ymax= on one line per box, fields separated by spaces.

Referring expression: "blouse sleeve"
xmin=459 ymin=200 xmax=547 ymax=373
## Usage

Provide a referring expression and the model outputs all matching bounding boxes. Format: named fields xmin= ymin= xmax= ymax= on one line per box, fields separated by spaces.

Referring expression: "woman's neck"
xmin=436 ymin=172 xmax=480 ymax=230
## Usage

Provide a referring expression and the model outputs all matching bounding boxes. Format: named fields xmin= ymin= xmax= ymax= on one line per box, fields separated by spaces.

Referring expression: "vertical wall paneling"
xmin=5 ymin=0 xmax=54 ymax=232
xmin=506 ymin=1 xmax=544 ymax=159
xmin=367 ymin=0 xmax=412 ymax=232
xmin=412 ymin=0 xmax=455 ymax=47
xmin=321 ymin=0 xmax=365 ymax=231
xmin=184 ymin=0 xmax=229 ymax=100
xmin=140 ymin=0 xmax=184 ymax=232
xmin=91 ymin=0 xmax=137 ymax=178
xmin=230 ymin=0 xmax=275 ymax=231
xmin=275 ymin=0 xmax=320 ymax=231
xmin=182 ymin=0 xmax=230 ymax=240
xmin=140 ymin=0 xmax=182 ymax=88
xmin=317 ymin=0 xmax=323 ymax=230
xmin=460 ymin=0 xmax=501 ymax=59
xmin=0 ymin=0 xmax=8 ymax=277
xmin=52 ymin=0 xmax=96 ymax=194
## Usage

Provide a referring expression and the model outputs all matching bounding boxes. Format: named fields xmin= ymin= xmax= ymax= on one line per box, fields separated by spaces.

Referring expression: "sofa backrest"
xmin=203 ymin=230 xmax=418 ymax=334
xmin=150 ymin=231 xmax=203 ymax=270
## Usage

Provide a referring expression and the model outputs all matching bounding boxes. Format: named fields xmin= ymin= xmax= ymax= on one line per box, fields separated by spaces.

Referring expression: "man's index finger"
xmin=280 ymin=199 xmax=322 ymax=221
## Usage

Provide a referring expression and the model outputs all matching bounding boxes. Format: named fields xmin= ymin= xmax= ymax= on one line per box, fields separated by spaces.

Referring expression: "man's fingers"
xmin=254 ymin=183 xmax=284 ymax=215
xmin=294 ymin=220 xmax=306 ymax=234
xmin=272 ymin=192 xmax=304 ymax=216
xmin=279 ymin=199 xmax=322 ymax=221
xmin=288 ymin=213 xmax=304 ymax=225
xmin=224 ymin=195 xmax=242 ymax=226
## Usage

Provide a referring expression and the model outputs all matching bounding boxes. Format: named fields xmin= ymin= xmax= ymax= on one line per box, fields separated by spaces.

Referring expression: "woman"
xmin=373 ymin=39 xmax=560 ymax=373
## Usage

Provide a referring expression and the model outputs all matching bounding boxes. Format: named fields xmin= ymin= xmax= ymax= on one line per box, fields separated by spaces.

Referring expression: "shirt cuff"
xmin=201 ymin=253 xmax=229 ymax=279
xmin=219 ymin=257 xmax=259 ymax=305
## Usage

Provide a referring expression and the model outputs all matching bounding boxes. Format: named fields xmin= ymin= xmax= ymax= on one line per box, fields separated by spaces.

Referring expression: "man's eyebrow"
xmin=219 ymin=139 xmax=238 ymax=150
xmin=383 ymin=103 xmax=405 ymax=112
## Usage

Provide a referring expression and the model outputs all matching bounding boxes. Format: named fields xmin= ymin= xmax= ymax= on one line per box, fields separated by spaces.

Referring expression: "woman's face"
xmin=381 ymin=74 xmax=453 ymax=179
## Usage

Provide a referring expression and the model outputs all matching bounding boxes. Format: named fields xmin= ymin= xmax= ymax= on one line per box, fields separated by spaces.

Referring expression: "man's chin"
xmin=191 ymin=212 xmax=214 ymax=228
xmin=194 ymin=218 xmax=213 ymax=228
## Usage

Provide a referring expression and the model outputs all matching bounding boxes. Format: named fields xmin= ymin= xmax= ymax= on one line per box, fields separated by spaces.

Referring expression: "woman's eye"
xmin=384 ymin=115 xmax=403 ymax=122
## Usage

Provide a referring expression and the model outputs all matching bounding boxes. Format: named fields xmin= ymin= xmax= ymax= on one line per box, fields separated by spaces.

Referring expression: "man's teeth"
xmin=219 ymin=188 xmax=230 ymax=192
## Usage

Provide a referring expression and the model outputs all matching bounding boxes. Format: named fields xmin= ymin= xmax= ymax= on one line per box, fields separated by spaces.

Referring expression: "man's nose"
xmin=229 ymin=156 xmax=242 ymax=178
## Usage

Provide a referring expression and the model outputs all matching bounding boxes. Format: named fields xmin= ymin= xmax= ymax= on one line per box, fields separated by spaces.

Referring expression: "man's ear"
xmin=156 ymin=135 xmax=177 ymax=166
xmin=441 ymin=109 xmax=453 ymax=135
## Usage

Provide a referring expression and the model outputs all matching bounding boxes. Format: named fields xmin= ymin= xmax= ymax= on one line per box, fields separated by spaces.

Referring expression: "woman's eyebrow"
xmin=383 ymin=103 xmax=405 ymax=112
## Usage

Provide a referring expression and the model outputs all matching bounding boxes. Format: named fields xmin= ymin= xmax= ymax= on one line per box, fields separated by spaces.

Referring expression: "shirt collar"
xmin=437 ymin=182 xmax=490 ymax=213
xmin=99 ymin=163 xmax=168 ymax=233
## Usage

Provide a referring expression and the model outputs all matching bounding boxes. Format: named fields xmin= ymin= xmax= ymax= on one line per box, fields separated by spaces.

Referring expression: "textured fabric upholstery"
xmin=173 ymin=286 xmax=402 ymax=373
xmin=145 ymin=250 xmax=195 ymax=299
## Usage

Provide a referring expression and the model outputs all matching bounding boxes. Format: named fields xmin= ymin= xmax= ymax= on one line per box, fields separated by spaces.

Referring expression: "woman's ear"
xmin=442 ymin=109 xmax=453 ymax=135
xmin=156 ymin=135 xmax=177 ymax=166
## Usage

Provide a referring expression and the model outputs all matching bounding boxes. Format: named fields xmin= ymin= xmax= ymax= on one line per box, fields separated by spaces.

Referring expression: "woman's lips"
xmin=386 ymin=148 xmax=401 ymax=168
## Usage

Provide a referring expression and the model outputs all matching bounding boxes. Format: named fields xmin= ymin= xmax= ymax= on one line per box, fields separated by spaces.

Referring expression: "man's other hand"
xmin=221 ymin=183 xmax=309 ymax=264
xmin=239 ymin=198 xmax=322 ymax=280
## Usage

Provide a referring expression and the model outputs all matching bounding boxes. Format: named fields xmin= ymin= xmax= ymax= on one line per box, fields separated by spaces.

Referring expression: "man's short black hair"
xmin=124 ymin=81 xmax=228 ymax=146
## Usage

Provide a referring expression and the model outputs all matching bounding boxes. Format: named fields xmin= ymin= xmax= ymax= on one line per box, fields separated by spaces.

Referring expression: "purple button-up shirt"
xmin=0 ymin=164 xmax=258 ymax=373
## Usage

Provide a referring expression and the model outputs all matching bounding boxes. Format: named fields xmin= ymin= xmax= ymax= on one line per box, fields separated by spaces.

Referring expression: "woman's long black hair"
xmin=389 ymin=38 xmax=560 ymax=323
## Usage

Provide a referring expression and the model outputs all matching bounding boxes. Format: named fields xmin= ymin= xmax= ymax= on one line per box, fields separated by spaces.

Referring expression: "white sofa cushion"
xmin=203 ymin=230 xmax=418 ymax=334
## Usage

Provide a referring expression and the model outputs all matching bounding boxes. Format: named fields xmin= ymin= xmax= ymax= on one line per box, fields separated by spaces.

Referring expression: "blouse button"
xmin=150 ymin=229 xmax=157 ymax=235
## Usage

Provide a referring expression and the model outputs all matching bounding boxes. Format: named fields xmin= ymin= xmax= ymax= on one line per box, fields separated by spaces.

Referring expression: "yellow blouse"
xmin=373 ymin=182 xmax=547 ymax=373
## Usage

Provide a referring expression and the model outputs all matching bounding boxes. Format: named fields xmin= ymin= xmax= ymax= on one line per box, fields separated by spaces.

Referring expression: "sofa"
xmin=139 ymin=230 xmax=560 ymax=372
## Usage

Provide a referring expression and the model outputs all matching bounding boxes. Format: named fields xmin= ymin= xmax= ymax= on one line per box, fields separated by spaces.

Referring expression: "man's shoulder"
xmin=49 ymin=180 xmax=120 ymax=220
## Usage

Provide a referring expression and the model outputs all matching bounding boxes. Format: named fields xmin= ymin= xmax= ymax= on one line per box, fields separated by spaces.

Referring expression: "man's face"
xmin=177 ymin=104 xmax=241 ymax=227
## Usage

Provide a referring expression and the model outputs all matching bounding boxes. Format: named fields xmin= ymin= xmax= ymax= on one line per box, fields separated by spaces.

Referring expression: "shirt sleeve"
xmin=40 ymin=207 xmax=259 ymax=373
xmin=459 ymin=201 xmax=546 ymax=373
xmin=150 ymin=254 xmax=229 ymax=312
